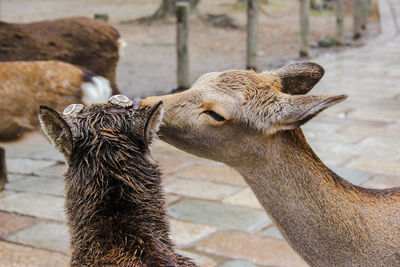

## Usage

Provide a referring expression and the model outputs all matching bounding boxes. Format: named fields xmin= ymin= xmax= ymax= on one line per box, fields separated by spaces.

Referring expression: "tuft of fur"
xmin=81 ymin=74 xmax=112 ymax=105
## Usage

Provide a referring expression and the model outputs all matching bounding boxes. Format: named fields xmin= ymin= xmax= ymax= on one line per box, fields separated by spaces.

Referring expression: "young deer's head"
xmin=39 ymin=95 xmax=163 ymax=163
xmin=142 ymin=62 xmax=346 ymax=165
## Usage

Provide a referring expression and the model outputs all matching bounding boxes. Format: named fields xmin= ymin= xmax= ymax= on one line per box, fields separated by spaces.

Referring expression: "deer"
xmin=39 ymin=95 xmax=196 ymax=266
xmin=140 ymin=62 xmax=400 ymax=267
xmin=0 ymin=17 xmax=120 ymax=94
xmin=0 ymin=60 xmax=112 ymax=140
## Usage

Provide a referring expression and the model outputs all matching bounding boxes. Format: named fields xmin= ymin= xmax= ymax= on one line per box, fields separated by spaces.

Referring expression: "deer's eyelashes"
xmin=202 ymin=110 xmax=226 ymax=122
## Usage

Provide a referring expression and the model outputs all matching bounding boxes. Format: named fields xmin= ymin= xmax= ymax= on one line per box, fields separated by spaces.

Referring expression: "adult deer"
xmin=141 ymin=62 xmax=400 ymax=266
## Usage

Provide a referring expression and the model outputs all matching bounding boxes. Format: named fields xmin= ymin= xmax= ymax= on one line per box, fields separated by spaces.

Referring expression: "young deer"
xmin=39 ymin=95 xmax=196 ymax=266
xmin=141 ymin=63 xmax=400 ymax=266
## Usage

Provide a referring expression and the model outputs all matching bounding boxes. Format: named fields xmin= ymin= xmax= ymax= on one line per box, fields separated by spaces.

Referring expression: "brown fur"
xmin=39 ymin=101 xmax=196 ymax=267
xmin=142 ymin=62 xmax=400 ymax=266
xmin=0 ymin=17 xmax=120 ymax=93
xmin=0 ymin=60 xmax=111 ymax=140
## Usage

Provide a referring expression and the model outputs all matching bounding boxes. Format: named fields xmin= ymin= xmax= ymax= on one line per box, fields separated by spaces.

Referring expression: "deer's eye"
xmin=203 ymin=110 xmax=226 ymax=122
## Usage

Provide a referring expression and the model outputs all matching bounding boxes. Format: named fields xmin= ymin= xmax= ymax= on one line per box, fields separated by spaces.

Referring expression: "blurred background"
xmin=1 ymin=1 xmax=399 ymax=266
xmin=1 ymin=0 xmax=380 ymax=97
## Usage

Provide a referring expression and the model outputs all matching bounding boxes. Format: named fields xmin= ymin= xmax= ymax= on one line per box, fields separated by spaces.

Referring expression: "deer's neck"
xmin=234 ymin=129 xmax=400 ymax=266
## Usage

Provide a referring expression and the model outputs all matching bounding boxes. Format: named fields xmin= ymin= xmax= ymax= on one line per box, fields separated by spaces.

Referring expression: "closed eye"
xmin=203 ymin=110 xmax=226 ymax=122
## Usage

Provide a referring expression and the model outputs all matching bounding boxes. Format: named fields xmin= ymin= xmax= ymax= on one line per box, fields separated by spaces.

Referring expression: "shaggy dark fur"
xmin=40 ymin=103 xmax=196 ymax=267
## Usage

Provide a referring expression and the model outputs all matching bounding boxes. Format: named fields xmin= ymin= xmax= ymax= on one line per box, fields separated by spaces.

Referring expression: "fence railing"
xmin=175 ymin=0 xmax=371 ymax=89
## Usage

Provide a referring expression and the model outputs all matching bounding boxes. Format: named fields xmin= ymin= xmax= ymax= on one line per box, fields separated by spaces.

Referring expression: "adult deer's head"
xmin=141 ymin=62 xmax=346 ymax=165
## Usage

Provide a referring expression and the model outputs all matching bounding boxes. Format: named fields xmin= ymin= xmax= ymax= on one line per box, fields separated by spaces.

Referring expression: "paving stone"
xmin=307 ymin=141 xmax=359 ymax=159
xmin=219 ymin=260 xmax=257 ymax=267
xmin=0 ymin=192 xmax=65 ymax=221
xmin=176 ymin=249 xmax=217 ymax=267
xmin=0 ymin=211 xmax=37 ymax=236
xmin=6 ymin=221 xmax=70 ymax=254
xmin=0 ymin=133 xmax=64 ymax=162
xmin=301 ymin=121 xmax=343 ymax=133
xmin=168 ymin=199 xmax=271 ymax=232
xmin=346 ymin=108 xmax=400 ymax=122
xmin=34 ymin=163 xmax=66 ymax=178
xmin=195 ymin=230 xmax=308 ymax=266
xmin=162 ymin=174 xmax=179 ymax=186
xmin=0 ymin=190 xmax=17 ymax=199
xmin=171 ymin=164 xmax=247 ymax=186
xmin=310 ymin=152 xmax=354 ymax=167
xmin=151 ymin=140 xmax=215 ymax=166
xmin=346 ymin=157 xmax=400 ymax=176
xmin=169 ymin=219 xmax=217 ymax=247
xmin=156 ymin=157 xmax=193 ymax=174
xmin=7 ymin=176 xmax=64 ymax=196
xmin=360 ymin=175 xmax=400 ymax=189
xmin=258 ymin=226 xmax=284 ymax=240
xmin=165 ymin=179 xmax=242 ymax=200
xmin=339 ymin=125 xmax=400 ymax=138
xmin=7 ymin=174 xmax=28 ymax=183
xmin=222 ymin=188 xmax=263 ymax=210
xmin=303 ymin=129 xmax=362 ymax=144
xmin=314 ymin=116 xmax=389 ymax=128
xmin=165 ymin=194 xmax=180 ymax=205
xmin=355 ymin=137 xmax=400 ymax=161
xmin=6 ymin=158 xmax=56 ymax=175
xmin=0 ymin=241 xmax=68 ymax=267
xmin=330 ymin=167 xmax=374 ymax=185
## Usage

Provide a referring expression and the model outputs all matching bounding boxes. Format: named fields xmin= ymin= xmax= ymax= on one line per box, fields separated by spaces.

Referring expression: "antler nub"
xmin=63 ymin=104 xmax=84 ymax=116
xmin=108 ymin=94 xmax=134 ymax=108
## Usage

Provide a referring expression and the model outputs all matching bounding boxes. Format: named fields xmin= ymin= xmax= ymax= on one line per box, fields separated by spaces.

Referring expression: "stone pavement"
xmin=1 ymin=1 xmax=400 ymax=267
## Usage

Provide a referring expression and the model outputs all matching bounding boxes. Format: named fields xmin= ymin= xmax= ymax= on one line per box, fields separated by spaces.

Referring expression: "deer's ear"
xmin=38 ymin=106 xmax=73 ymax=158
xmin=278 ymin=94 xmax=347 ymax=130
xmin=144 ymin=101 xmax=164 ymax=145
xmin=265 ymin=62 xmax=324 ymax=95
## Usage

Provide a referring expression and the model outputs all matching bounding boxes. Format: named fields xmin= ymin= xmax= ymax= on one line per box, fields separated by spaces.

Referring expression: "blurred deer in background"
xmin=141 ymin=62 xmax=400 ymax=266
xmin=0 ymin=61 xmax=111 ymax=140
xmin=0 ymin=17 xmax=121 ymax=94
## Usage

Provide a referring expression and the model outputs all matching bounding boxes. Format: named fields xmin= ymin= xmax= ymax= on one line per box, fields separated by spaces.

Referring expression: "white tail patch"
xmin=118 ymin=38 xmax=127 ymax=56
xmin=81 ymin=76 xmax=112 ymax=105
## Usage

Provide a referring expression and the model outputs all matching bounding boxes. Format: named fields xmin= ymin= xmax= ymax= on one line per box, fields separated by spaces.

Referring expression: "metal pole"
xmin=176 ymin=1 xmax=190 ymax=91
xmin=247 ymin=0 xmax=258 ymax=70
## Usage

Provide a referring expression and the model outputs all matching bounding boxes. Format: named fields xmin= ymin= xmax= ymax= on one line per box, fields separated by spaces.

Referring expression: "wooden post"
xmin=361 ymin=0 xmax=369 ymax=30
xmin=353 ymin=0 xmax=362 ymax=39
xmin=299 ymin=0 xmax=310 ymax=57
xmin=176 ymin=1 xmax=190 ymax=91
xmin=0 ymin=147 xmax=7 ymax=191
xmin=246 ymin=0 xmax=258 ymax=70
xmin=336 ymin=0 xmax=345 ymax=45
